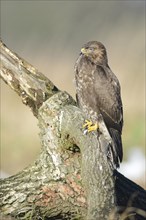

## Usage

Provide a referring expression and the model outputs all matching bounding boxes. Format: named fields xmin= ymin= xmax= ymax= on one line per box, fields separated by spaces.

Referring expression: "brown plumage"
xmin=74 ymin=41 xmax=123 ymax=168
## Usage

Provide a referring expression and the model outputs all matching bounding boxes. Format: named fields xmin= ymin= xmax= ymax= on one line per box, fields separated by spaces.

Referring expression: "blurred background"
xmin=0 ymin=1 xmax=145 ymax=187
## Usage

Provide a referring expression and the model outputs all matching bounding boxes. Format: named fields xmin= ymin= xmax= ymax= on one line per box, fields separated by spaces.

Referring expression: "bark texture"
xmin=0 ymin=40 xmax=146 ymax=220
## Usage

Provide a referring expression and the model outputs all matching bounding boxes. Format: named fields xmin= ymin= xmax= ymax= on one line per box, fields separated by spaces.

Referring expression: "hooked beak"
xmin=81 ymin=47 xmax=88 ymax=55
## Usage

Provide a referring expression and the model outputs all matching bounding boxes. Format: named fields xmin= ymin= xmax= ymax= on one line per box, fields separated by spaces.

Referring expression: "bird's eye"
xmin=89 ymin=47 xmax=94 ymax=51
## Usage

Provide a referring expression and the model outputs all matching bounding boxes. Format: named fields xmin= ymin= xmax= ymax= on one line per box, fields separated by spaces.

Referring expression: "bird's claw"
xmin=83 ymin=120 xmax=99 ymax=133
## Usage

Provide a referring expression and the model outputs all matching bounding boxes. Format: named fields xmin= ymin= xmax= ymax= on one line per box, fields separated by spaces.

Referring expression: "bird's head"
xmin=80 ymin=41 xmax=108 ymax=65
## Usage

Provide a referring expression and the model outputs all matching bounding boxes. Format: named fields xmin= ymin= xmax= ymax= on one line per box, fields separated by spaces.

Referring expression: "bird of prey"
xmin=74 ymin=41 xmax=123 ymax=168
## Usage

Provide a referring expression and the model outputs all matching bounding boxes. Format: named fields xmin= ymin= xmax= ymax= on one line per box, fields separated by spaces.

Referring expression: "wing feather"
xmin=93 ymin=65 xmax=123 ymax=132
xmin=93 ymin=65 xmax=123 ymax=166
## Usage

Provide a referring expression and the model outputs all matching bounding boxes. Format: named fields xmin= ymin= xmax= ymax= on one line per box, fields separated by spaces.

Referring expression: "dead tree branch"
xmin=0 ymin=40 xmax=146 ymax=220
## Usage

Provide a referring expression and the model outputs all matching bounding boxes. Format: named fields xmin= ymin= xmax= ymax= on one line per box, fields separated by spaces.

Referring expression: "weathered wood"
xmin=0 ymin=40 xmax=58 ymax=117
xmin=0 ymin=40 xmax=146 ymax=220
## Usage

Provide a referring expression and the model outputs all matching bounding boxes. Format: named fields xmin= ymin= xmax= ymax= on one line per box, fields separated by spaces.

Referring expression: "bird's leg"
xmin=83 ymin=120 xmax=99 ymax=133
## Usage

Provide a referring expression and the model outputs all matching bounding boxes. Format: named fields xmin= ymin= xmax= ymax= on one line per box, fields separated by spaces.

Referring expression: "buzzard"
xmin=74 ymin=41 xmax=123 ymax=168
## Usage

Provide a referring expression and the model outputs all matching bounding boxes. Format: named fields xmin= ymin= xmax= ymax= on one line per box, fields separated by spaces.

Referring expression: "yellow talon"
xmin=83 ymin=120 xmax=99 ymax=133
xmin=83 ymin=120 xmax=93 ymax=128
xmin=88 ymin=123 xmax=98 ymax=132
